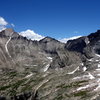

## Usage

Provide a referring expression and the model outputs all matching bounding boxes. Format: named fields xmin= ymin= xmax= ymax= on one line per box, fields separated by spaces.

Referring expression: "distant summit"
xmin=39 ymin=36 xmax=60 ymax=43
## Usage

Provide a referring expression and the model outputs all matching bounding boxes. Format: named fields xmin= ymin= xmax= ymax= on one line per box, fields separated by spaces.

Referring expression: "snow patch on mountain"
xmin=47 ymin=57 xmax=52 ymax=62
xmin=43 ymin=64 xmax=50 ymax=72
xmin=96 ymin=69 xmax=100 ymax=71
xmin=88 ymin=72 xmax=95 ymax=79
xmin=83 ymin=66 xmax=87 ymax=72
xmin=67 ymin=66 xmax=79 ymax=74
xmin=77 ymin=83 xmax=95 ymax=91
xmin=98 ymin=64 xmax=100 ymax=68
xmin=95 ymin=54 xmax=100 ymax=57
xmin=5 ymin=37 xmax=12 ymax=58
xmin=25 ymin=73 xmax=33 ymax=78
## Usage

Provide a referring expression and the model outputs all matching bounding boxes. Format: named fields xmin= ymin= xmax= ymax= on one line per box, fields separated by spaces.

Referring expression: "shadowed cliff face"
xmin=65 ymin=30 xmax=100 ymax=58
xmin=1 ymin=29 xmax=100 ymax=100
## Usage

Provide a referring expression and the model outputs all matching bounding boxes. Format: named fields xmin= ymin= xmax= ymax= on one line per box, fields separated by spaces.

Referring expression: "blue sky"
xmin=0 ymin=0 xmax=100 ymax=41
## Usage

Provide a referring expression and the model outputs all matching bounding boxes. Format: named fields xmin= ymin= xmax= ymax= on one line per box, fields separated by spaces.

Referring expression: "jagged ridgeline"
xmin=0 ymin=28 xmax=100 ymax=100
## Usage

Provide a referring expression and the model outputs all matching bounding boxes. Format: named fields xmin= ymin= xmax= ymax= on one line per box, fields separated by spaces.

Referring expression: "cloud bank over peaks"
xmin=19 ymin=29 xmax=44 ymax=41
xmin=19 ymin=30 xmax=81 ymax=42
xmin=59 ymin=36 xmax=82 ymax=43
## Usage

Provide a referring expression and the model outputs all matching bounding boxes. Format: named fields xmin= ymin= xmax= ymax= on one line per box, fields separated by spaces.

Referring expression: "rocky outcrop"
xmin=39 ymin=36 xmax=64 ymax=54
xmin=65 ymin=36 xmax=88 ymax=53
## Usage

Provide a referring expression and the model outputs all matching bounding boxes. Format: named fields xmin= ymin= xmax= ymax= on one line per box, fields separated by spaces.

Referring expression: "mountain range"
xmin=0 ymin=28 xmax=100 ymax=100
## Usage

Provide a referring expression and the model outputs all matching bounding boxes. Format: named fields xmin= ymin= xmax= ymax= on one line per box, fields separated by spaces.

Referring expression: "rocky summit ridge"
xmin=0 ymin=29 xmax=100 ymax=100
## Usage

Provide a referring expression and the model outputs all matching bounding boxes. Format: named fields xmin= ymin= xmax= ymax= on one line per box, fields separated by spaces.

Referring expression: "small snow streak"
xmin=98 ymin=64 xmax=100 ymax=68
xmin=73 ymin=73 xmax=95 ymax=80
xmin=87 ymin=40 xmax=90 ymax=44
xmin=95 ymin=54 xmax=100 ymax=57
xmin=43 ymin=64 xmax=50 ymax=72
xmin=94 ymin=79 xmax=100 ymax=91
xmin=5 ymin=32 xmax=15 ymax=64
xmin=43 ymin=57 xmax=53 ymax=72
xmin=81 ymin=63 xmax=84 ymax=66
xmin=97 ymin=74 xmax=100 ymax=76
xmin=73 ymin=76 xmax=81 ymax=80
xmin=25 ymin=73 xmax=33 ymax=78
xmin=88 ymin=72 xmax=95 ymax=79
xmin=77 ymin=84 xmax=90 ymax=91
xmin=5 ymin=37 xmax=12 ymax=58
xmin=47 ymin=57 xmax=52 ymax=62
xmin=87 ymin=58 xmax=93 ymax=62
xmin=67 ymin=66 xmax=79 ymax=74
xmin=77 ymin=83 xmax=95 ymax=91
xmin=96 ymin=69 xmax=100 ymax=71
xmin=83 ymin=66 xmax=87 ymax=72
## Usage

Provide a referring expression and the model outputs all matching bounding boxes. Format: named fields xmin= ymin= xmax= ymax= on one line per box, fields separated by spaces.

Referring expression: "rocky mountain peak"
xmin=88 ymin=30 xmax=100 ymax=43
xmin=65 ymin=36 xmax=89 ymax=53
xmin=0 ymin=28 xmax=15 ymax=37
xmin=5 ymin=28 xmax=14 ymax=33
xmin=97 ymin=30 xmax=100 ymax=33
xmin=39 ymin=36 xmax=60 ymax=43
xmin=1 ymin=28 xmax=15 ymax=36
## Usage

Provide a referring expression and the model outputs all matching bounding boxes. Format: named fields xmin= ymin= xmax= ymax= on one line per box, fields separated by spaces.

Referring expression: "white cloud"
xmin=0 ymin=26 xmax=6 ymax=32
xmin=11 ymin=23 xmax=15 ymax=27
xmin=59 ymin=36 xmax=81 ymax=43
xmin=0 ymin=17 xmax=8 ymax=32
xmin=0 ymin=17 xmax=8 ymax=26
xmin=19 ymin=29 xmax=44 ymax=41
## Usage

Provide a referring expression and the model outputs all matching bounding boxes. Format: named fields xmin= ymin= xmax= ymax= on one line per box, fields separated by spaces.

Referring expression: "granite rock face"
xmin=1 ymin=29 xmax=100 ymax=100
